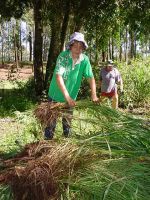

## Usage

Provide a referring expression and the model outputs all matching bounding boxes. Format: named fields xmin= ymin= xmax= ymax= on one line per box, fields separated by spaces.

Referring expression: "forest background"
xmin=0 ymin=0 xmax=150 ymax=97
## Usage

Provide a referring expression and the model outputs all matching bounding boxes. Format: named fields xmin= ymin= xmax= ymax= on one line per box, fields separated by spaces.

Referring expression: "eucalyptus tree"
xmin=0 ymin=0 xmax=45 ymax=95
xmin=0 ymin=0 xmax=31 ymax=63
xmin=84 ymin=0 xmax=120 ymax=63
xmin=119 ymin=0 xmax=150 ymax=59
xmin=0 ymin=21 xmax=5 ymax=64
xmin=82 ymin=0 xmax=150 ymax=62
xmin=44 ymin=0 xmax=72 ymax=88
xmin=31 ymin=0 xmax=45 ymax=95
xmin=0 ymin=0 xmax=31 ymax=19
xmin=21 ymin=9 xmax=34 ymax=62
xmin=44 ymin=0 xmax=93 ymax=88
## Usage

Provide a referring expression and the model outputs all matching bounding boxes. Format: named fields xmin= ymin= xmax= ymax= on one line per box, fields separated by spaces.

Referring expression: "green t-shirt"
xmin=48 ymin=50 xmax=93 ymax=102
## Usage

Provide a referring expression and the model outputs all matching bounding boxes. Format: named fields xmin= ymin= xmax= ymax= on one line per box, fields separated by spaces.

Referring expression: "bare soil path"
xmin=0 ymin=64 xmax=33 ymax=81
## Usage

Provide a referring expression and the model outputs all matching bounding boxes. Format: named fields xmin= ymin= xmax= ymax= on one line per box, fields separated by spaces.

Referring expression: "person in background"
xmin=98 ymin=60 xmax=123 ymax=109
xmin=45 ymin=32 xmax=99 ymax=139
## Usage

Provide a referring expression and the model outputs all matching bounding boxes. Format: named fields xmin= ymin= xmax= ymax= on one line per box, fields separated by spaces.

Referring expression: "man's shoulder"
xmin=82 ymin=53 xmax=89 ymax=59
xmin=100 ymin=67 xmax=106 ymax=72
xmin=80 ymin=53 xmax=90 ymax=64
xmin=59 ymin=50 xmax=70 ymax=56
xmin=113 ymin=67 xmax=120 ymax=74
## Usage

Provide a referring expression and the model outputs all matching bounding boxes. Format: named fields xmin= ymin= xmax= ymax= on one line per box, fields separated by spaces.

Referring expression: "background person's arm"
xmin=119 ymin=78 xmax=124 ymax=93
xmin=56 ymin=74 xmax=76 ymax=107
xmin=115 ymin=68 xmax=123 ymax=93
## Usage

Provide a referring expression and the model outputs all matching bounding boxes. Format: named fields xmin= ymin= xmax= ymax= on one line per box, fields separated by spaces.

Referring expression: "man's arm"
xmin=117 ymin=75 xmax=123 ymax=93
xmin=56 ymin=74 xmax=76 ymax=107
xmin=119 ymin=78 xmax=123 ymax=92
xmin=115 ymin=69 xmax=123 ymax=92
xmin=87 ymin=77 xmax=99 ymax=102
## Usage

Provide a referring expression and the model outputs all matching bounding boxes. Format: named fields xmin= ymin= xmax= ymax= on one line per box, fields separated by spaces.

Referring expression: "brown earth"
xmin=0 ymin=64 xmax=33 ymax=81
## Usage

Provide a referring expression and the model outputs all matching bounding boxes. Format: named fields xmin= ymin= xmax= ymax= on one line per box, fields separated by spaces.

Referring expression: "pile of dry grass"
xmin=34 ymin=102 xmax=68 ymax=126
xmin=0 ymin=141 xmax=79 ymax=200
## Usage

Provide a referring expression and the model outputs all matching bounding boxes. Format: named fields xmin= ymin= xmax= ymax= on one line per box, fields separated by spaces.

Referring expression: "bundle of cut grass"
xmin=34 ymin=102 xmax=67 ymax=126
xmin=0 ymin=141 xmax=79 ymax=200
xmin=1 ymin=101 xmax=150 ymax=200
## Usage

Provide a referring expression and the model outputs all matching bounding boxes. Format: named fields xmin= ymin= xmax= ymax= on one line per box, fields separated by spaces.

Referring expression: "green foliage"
xmin=0 ymin=79 xmax=36 ymax=117
xmin=0 ymin=0 xmax=31 ymax=19
xmin=0 ymin=186 xmax=12 ymax=200
xmin=79 ymin=58 xmax=150 ymax=108
xmin=0 ymin=111 xmax=41 ymax=156
xmin=118 ymin=58 xmax=150 ymax=107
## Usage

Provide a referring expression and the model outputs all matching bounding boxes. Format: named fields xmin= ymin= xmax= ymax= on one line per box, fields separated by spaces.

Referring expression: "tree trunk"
xmin=60 ymin=0 xmax=71 ymax=51
xmin=29 ymin=31 xmax=32 ymax=62
xmin=16 ymin=20 xmax=20 ymax=63
xmin=13 ymin=24 xmax=19 ymax=70
xmin=73 ymin=0 xmax=88 ymax=32
xmin=108 ymin=38 xmax=111 ymax=60
xmin=43 ymin=35 xmax=47 ymax=62
xmin=129 ymin=30 xmax=135 ymax=59
xmin=33 ymin=0 xmax=44 ymax=96
xmin=20 ymin=22 xmax=23 ymax=61
xmin=125 ymin=27 xmax=128 ymax=63
xmin=112 ymin=37 xmax=114 ymax=60
xmin=7 ymin=22 xmax=11 ymax=61
xmin=1 ymin=23 xmax=4 ymax=65
xmin=119 ymin=32 xmax=122 ymax=62
xmin=95 ymin=21 xmax=98 ymax=64
xmin=134 ymin=32 xmax=136 ymax=58
xmin=44 ymin=18 xmax=62 ymax=89
xmin=102 ymin=51 xmax=106 ymax=62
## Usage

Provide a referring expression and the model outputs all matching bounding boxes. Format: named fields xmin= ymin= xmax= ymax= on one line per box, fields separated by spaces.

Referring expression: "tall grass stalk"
xmin=60 ymin=101 xmax=150 ymax=200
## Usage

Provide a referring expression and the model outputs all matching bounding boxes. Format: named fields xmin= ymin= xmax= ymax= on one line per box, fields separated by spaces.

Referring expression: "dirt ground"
xmin=0 ymin=64 xmax=33 ymax=81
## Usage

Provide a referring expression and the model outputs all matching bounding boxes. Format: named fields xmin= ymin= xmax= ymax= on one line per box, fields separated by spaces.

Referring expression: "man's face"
xmin=70 ymin=41 xmax=84 ymax=56
xmin=106 ymin=65 xmax=113 ymax=71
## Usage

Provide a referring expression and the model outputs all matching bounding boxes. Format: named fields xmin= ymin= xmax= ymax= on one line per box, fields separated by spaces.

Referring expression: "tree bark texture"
xmin=33 ymin=0 xmax=44 ymax=96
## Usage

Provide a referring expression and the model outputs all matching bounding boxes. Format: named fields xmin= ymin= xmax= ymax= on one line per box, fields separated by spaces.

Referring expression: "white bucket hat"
xmin=66 ymin=32 xmax=88 ymax=50
xmin=107 ymin=60 xmax=114 ymax=66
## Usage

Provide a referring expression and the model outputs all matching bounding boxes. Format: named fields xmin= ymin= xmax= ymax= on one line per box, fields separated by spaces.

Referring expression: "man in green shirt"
xmin=45 ymin=32 xmax=98 ymax=139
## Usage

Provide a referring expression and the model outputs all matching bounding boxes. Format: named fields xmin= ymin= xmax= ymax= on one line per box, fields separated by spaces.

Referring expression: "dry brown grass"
xmin=34 ymin=102 xmax=68 ymax=127
xmin=0 ymin=141 xmax=79 ymax=200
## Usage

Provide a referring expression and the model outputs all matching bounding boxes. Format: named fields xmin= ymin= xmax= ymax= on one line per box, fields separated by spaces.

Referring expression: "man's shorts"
xmin=101 ymin=91 xmax=116 ymax=98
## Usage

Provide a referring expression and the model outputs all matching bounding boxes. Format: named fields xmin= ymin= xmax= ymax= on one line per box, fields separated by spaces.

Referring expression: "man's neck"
xmin=71 ymin=53 xmax=80 ymax=60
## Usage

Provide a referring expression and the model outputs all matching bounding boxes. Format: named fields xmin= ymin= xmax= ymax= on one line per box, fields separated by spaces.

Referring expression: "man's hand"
xmin=91 ymin=94 xmax=99 ymax=103
xmin=66 ymin=96 xmax=76 ymax=107
xmin=56 ymin=74 xmax=76 ymax=107
xmin=88 ymin=78 xmax=99 ymax=103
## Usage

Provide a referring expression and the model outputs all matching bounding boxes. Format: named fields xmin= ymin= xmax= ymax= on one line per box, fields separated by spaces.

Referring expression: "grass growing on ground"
xmin=0 ymin=99 xmax=150 ymax=200
xmin=0 ymin=79 xmax=36 ymax=117
xmin=0 ymin=74 xmax=150 ymax=199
